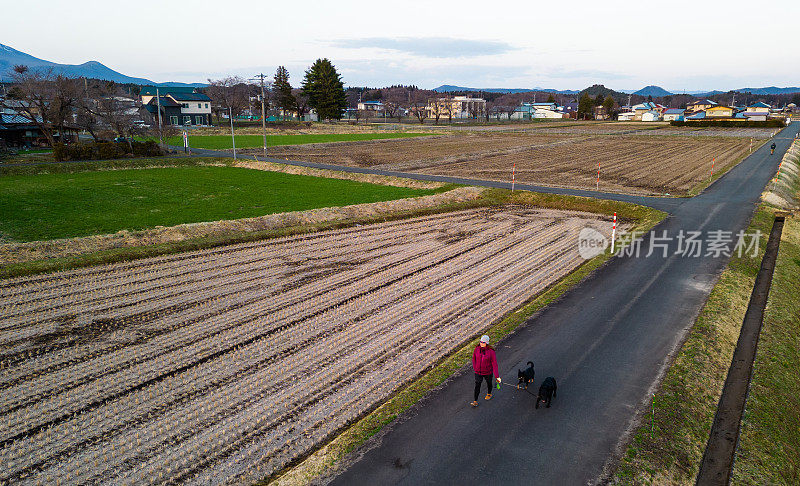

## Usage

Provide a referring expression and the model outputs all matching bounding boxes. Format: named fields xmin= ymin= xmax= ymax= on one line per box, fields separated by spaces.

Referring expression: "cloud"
xmin=334 ymin=59 xmax=533 ymax=88
xmin=331 ymin=37 xmax=515 ymax=58
xmin=543 ymin=68 xmax=631 ymax=80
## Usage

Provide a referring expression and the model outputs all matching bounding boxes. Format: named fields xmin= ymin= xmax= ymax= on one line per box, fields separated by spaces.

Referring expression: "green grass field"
xmin=166 ymin=132 xmax=432 ymax=150
xmin=0 ymin=166 xmax=439 ymax=242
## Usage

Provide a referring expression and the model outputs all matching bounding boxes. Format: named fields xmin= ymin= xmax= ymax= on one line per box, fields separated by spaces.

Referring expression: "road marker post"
xmin=596 ymin=161 xmax=600 ymax=191
xmin=611 ymin=212 xmax=617 ymax=255
xmin=710 ymin=157 xmax=715 ymax=180
xmin=512 ymin=162 xmax=517 ymax=192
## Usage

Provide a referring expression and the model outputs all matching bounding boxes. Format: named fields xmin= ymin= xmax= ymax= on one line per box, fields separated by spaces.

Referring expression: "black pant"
xmin=474 ymin=373 xmax=493 ymax=400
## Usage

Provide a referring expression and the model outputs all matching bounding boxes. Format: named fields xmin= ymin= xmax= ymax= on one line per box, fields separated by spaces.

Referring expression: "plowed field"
xmin=0 ymin=207 xmax=612 ymax=484
xmin=264 ymin=133 xmax=755 ymax=195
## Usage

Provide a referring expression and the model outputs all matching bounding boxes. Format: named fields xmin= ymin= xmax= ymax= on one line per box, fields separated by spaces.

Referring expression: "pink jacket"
xmin=472 ymin=345 xmax=498 ymax=377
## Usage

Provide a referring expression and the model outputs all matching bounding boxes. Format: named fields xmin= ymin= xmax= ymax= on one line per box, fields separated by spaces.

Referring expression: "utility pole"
xmin=627 ymin=93 xmax=632 ymax=108
xmin=252 ymin=73 xmax=268 ymax=159
xmin=229 ymin=105 xmax=237 ymax=160
xmin=156 ymin=86 xmax=163 ymax=144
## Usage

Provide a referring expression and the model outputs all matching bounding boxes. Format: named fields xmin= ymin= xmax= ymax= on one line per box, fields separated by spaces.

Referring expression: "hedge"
xmin=53 ymin=140 xmax=164 ymax=161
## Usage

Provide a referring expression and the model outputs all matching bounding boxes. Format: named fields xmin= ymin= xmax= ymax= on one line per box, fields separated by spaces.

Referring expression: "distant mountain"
xmin=433 ymin=85 xmax=579 ymax=95
xmin=734 ymin=86 xmax=800 ymax=95
xmin=633 ymin=85 xmax=673 ymax=97
xmin=0 ymin=43 xmax=204 ymax=86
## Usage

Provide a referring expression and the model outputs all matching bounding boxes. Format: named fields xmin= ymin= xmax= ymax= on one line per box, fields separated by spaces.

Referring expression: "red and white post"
xmin=596 ymin=161 xmax=601 ymax=191
xmin=611 ymin=212 xmax=617 ymax=254
xmin=511 ymin=162 xmax=516 ymax=192
xmin=710 ymin=157 xmax=715 ymax=180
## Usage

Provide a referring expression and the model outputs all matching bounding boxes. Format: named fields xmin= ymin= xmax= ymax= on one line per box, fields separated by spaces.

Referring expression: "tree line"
xmin=206 ymin=58 xmax=348 ymax=122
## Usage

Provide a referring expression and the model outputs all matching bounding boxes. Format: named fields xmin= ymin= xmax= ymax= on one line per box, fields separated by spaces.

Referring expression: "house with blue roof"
xmin=746 ymin=101 xmax=771 ymax=110
xmin=357 ymin=100 xmax=384 ymax=113
xmin=662 ymin=108 xmax=686 ymax=121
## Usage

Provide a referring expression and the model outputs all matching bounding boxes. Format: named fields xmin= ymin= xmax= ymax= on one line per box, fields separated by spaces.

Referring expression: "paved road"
xmin=324 ymin=123 xmax=797 ymax=485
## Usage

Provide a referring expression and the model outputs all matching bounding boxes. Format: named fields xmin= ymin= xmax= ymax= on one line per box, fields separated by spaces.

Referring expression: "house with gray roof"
xmin=139 ymin=86 xmax=211 ymax=126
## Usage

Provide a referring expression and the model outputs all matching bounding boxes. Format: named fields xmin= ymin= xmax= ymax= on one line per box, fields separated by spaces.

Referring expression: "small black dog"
xmin=517 ymin=361 xmax=535 ymax=389
xmin=535 ymin=377 xmax=557 ymax=409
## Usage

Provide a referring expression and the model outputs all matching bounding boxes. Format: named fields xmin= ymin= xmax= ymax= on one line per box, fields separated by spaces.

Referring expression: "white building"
xmin=533 ymin=108 xmax=564 ymax=119
xmin=357 ymin=100 xmax=384 ymax=112
xmin=641 ymin=111 xmax=662 ymax=122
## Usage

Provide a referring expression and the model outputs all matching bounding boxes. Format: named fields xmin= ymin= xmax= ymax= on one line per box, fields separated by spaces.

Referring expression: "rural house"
xmin=662 ymin=108 xmax=686 ymax=121
xmin=686 ymin=99 xmax=717 ymax=113
xmin=743 ymin=102 xmax=772 ymax=120
xmin=427 ymin=96 xmax=486 ymax=119
xmin=641 ymin=110 xmax=661 ymax=122
xmin=140 ymin=86 xmax=212 ymax=126
xmin=746 ymin=101 xmax=771 ymax=112
xmin=705 ymin=105 xmax=736 ymax=119
xmin=356 ymin=100 xmax=384 ymax=112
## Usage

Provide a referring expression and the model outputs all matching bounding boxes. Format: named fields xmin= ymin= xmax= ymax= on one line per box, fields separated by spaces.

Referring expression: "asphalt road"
xmin=323 ymin=123 xmax=797 ymax=486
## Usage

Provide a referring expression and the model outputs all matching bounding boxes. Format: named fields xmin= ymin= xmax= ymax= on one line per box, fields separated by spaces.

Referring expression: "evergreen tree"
xmin=273 ymin=66 xmax=296 ymax=119
xmin=547 ymin=94 xmax=556 ymax=103
xmin=595 ymin=94 xmax=604 ymax=106
xmin=577 ymin=93 xmax=593 ymax=120
xmin=602 ymin=96 xmax=616 ymax=119
xmin=301 ymin=59 xmax=347 ymax=121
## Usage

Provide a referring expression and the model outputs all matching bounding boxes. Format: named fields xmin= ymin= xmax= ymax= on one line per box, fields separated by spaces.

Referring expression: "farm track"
xmin=0 ymin=207 xmax=610 ymax=484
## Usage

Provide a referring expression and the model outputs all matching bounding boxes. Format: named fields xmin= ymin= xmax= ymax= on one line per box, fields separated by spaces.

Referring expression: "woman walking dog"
xmin=471 ymin=335 xmax=500 ymax=407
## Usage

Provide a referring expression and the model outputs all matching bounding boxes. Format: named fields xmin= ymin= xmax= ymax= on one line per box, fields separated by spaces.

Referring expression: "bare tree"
xmin=409 ymin=90 xmax=429 ymax=124
xmin=382 ymin=87 xmax=407 ymax=122
xmin=428 ymin=97 xmax=445 ymax=124
xmin=441 ymin=96 xmax=455 ymax=123
xmin=82 ymin=81 xmax=140 ymax=143
xmin=504 ymin=104 xmax=518 ymax=121
xmin=205 ymin=76 xmax=249 ymax=120
xmin=468 ymin=101 xmax=482 ymax=120
xmin=74 ymin=99 xmax=101 ymax=141
xmin=2 ymin=65 xmax=81 ymax=146
xmin=292 ymin=88 xmax=310 ymax=120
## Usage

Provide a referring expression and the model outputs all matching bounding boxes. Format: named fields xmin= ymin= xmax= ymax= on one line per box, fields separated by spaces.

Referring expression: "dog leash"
xmin=499 ymin=381 xmax=537 ymax=397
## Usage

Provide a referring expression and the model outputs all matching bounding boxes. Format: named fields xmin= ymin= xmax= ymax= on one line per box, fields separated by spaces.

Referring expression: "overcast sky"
xmin=4 ymin=0 xmax=799 ymax=91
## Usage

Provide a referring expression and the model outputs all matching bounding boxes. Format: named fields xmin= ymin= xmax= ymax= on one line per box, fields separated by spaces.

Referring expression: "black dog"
xmin=517 ymin=361 xmax=535 ymax=389
xmin=535 ymin=377 xmax=557 ymax=409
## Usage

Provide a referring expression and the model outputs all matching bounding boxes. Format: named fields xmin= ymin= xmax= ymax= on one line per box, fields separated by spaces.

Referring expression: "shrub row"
xmin=53 ymin=140 xmax=164 ymax=161
xmin=670 ymin=119 xmax=786 ymax=128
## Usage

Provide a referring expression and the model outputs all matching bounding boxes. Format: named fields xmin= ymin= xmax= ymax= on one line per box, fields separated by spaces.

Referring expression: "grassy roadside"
xmin=164 ymin=132 xmax=433 ymax=149
xmin=610 ymin=209 xmax=774 ymax=485
xmin=731 ymin=215 xmax=800 ymax=484
xmin=611 ymin=143 xmax=798 ymax=485
xmin=267 ymin=192 xmax=665 ymax=485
